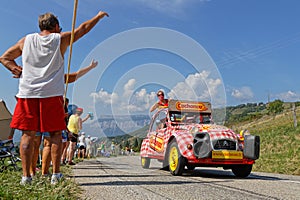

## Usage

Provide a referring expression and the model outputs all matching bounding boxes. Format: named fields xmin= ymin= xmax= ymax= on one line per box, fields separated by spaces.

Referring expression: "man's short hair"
xmin=38 ymin=12 xmax=59 ymax=31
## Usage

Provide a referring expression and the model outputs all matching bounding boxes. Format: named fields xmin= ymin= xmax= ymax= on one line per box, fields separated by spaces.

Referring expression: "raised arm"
xmin=60 ymin=11 xmax=109 ymax=55
xmin=0 ymin=37 xmax=25 ymax=78
xmin=78 ymin=117 xmax=83 ymax=131
xmin=81 ymin=114 xmax=90 ymax=123
xmin=64 ymin=59 xmax=98 ymax=83
xmin=150 ymin=102 xmax=159 ymax=112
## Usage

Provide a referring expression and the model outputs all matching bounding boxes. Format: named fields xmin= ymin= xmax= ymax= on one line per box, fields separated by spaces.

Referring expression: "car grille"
xmin=213 ymin=139 xmax=236 ymax=150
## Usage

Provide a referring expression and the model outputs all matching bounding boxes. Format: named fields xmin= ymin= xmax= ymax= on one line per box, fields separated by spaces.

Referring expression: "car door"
xmin=149 ymin=110 xmax=167 ymax=154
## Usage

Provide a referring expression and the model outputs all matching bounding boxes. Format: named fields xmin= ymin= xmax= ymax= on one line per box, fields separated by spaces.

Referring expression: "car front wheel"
xmin=231 ymin=164 xmax=252 ymax=178
xmin=187 ymin=165 xmax=196 ymax=170
xmin=168 ymin=140 xmax=185 ymax=175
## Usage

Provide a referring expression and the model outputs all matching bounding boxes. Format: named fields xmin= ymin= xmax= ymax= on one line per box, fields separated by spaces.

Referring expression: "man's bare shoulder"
xmin=59 ymin=32 xmax=71 ymax=54
xmin=15 ymin=37 xmax=26 ymax=51
xmin=60 ymin=32 xmax=71 ymax=42
xmin=1 ymin=37 xmax=25 ymax=60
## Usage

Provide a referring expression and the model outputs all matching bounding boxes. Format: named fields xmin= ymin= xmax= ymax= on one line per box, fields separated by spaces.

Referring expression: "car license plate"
xmin=212 ymin=150 xmax=243 ymax=160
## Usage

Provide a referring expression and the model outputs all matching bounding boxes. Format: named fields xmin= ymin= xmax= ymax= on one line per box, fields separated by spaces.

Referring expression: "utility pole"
xmin=292 ymin=103 xmax=297 ymax=128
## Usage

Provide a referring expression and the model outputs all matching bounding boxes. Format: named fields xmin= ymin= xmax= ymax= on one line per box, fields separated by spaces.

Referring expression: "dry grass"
xmin=230 ymin=108 xmax=300 ymax=175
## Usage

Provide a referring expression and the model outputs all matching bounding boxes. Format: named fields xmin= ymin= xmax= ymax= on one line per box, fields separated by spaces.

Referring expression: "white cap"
xmin=81 ymin=132 xmax=85 ymax=135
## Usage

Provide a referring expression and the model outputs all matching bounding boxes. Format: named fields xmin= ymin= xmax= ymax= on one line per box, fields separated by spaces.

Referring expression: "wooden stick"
xmin=64 ymin=0 xmax=78 ymax=105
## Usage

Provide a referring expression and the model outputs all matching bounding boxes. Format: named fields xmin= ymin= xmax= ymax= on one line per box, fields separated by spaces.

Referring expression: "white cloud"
xmin=90 ymin=70 xmax=224 ymax=114
xmin=90 ymin=89 xmax=119 ymax=105
xmin=90 ymin=79 xmax=156 ymax=114
xmin=231 ymin=86 xmax=254 ymax=102
xmin=168 ymin=71 xmax=222 ymax=102
xmin=273 ymin=91 xmax=300 ymax=102
xmin=123 ymin=79 xmax=136 ymax=98
xmin=127 ymin=89 xmax=157 ymax=112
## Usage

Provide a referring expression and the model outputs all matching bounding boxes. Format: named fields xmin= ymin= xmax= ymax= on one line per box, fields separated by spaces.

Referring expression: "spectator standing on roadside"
xmin=99 ymin=141 xmax=105 ymax=156
xmin=77 ymin=132 xmax=86 ymax=159
xmin=31 ymin=60 xmax=99 ymax=175
xmin=85 ymin=135 xmax=92 ymax=159
xmin=67 ymin=108 xmax=90 ymax=164
xmin=111 ymin=142 xmax=115 ymax=155
xmin=61 ymin=98 xmax=70 ymax=165
xmin=0 ymin=11 xmax=109 ymax=185
xmin=61 ymin=60 xmax=98 ymax=164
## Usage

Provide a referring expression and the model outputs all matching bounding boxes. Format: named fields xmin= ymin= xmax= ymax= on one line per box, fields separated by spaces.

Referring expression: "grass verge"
xmin=0 ymin=163 xmax=81 ymax=200
xmin=250 ymin=124 xmax=300 ymax=175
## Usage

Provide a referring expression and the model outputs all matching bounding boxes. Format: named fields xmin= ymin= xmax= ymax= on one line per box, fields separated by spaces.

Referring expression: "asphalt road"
xmin=72 ymin=156 xmax=300 ymax=200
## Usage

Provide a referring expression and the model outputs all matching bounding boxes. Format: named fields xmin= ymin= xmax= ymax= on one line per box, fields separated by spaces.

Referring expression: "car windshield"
xmin=169 ymin=111 xmax=211 ymax=125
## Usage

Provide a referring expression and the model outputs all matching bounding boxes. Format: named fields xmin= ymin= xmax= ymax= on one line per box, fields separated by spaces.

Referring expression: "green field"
xmin=252 ymin=125 xmax=300 ymax=175
xmin=227 ymin=103 xmax=300 ymax=175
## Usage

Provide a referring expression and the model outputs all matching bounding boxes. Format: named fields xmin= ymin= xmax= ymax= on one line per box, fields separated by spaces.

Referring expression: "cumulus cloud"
xmin=123 ymin=79 xmax=136 ymax=98
xmin=127 ymin=89 xmax=157 ymax=112
xmin=90 ymin=80 xmax=157 ymax=114
xmin=168 ymin=71 xmax=222 ymax=102
xmin=90 ymin=70 xmax=224 ymax=114
xmin=231 ymin=86 xmax=254 ymax=102
xmin=273 ymin=91 xmax=300 ymax=102
xmin=90 ymin=89 xmax=119 ymax=105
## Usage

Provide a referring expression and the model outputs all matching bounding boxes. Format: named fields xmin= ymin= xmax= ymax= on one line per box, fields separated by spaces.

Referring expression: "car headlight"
xmin=239 ymin=129 xmax=250 ymax=141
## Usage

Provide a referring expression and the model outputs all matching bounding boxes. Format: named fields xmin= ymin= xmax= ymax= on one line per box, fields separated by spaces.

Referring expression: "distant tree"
xmin=131 ymin=138 xmax=141 ymax=152
xmin=138 ymin=138 xmax=143 ymax=151
xmin=237 ymin=104 xmax=246 ymax=108
xmin=267 ymin=99 xmax=284 ymax=114
xmin=133 ymin=138 xmax=138 ymax=148
xmin=124 ymin=140 xmax=130 ymax=149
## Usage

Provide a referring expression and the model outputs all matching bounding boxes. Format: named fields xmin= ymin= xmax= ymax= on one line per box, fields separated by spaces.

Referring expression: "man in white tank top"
xmin=0 ymin=11 xmax=108 ymax=185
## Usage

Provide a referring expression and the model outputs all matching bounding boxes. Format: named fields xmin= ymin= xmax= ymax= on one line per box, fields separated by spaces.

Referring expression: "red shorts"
xmin=11 ymin=96 xmax=66 ymax=132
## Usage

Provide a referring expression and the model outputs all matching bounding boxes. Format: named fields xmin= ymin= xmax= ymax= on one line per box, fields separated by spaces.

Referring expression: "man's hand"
xmin=98 ymin=11 xmax=109 ymax=18
xmin=89 ymin=59 xmax=98 ymax=69
xmin=11 ymin=65 xmax=22 ymax=78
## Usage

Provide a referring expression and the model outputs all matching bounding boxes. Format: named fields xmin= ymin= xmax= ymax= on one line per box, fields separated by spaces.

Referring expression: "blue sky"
xmin=1 ymin=0 xmax=300 ymax=117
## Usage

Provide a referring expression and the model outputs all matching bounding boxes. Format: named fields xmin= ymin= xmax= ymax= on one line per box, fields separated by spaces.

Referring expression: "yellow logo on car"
xmin=175 ymin=102 xmax=208 ymax=111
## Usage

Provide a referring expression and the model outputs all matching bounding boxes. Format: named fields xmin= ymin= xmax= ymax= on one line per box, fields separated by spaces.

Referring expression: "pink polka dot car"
xmin=140 ymin=100 xmax=260 ymax=177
